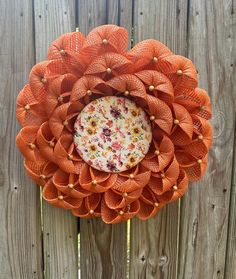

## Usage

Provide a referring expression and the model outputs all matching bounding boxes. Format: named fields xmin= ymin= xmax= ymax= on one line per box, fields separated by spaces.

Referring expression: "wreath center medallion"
xmin=74 ymin=96 xmax=152 ymax=172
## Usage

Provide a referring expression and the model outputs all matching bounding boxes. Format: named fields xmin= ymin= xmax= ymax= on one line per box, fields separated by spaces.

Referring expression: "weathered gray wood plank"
xmin=178 ymin=0 xmax=235 ymax=278
xmin=80 ymin=219 xmax=127 ymax=279
xmin=0 ymin=0 xmax=43 ymax=278
xmin=224 ymin=3 xmax=236 ymax=278
xmin=78 ymin=1 xmax=130 ymax=278
xmin=42 ymin=207 xmax=78 ymax=279
xmin=78 ymin=0 xmax=107 ymax=34
xmin=107 ymin=0 xmax=119 ymax=24
xmin=130 ymin=1 xmax=188 ymax=278
xmin=225 ymin=128 xmax=236 ymax=279
xmin=34 ymin=1 xmax=78 ymax=278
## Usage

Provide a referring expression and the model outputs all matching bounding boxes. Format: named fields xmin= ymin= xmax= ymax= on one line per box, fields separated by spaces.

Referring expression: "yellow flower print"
xmin=131 ymin=108 xmax=141 ymax=117
xmin=107 ymin=146 xmax=112 ymax=152
xmin=86 ymin=127 xmax=95 ymax=135
xmin=131 ymin=109 xmax=138 ymax=117
xmin=131 ymin=127 xmax=141 ymax=137
xmin=128 ymin=155 xmax=137 ymax=165
xmin=89 ymin=144 xmax=97 ymax=153
xmin=89 ymin=118 xmax=98 ymax=128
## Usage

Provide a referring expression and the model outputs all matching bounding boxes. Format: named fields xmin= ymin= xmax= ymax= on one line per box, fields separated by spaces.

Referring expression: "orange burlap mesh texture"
xmin=15 ymin=24 xmax=213 ymax=224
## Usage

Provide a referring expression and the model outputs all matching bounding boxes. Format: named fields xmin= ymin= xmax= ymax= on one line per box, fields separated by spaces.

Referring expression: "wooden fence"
xmin=0 ymin=0 xmax=235 ymax=278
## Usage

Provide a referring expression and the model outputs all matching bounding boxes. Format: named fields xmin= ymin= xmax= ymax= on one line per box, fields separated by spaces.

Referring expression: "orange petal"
xmin=79 ymin=164 xmax=117 ymax=193
xmin=149 ymin=157 xmax=180 ymax=195
xmin=137 ymin=187 xmax=165 ymax=220
xmin=174 ymin=89 xmax=201 ymax=108
xmin=141 ymin=136 xmax=174 ymax=172
xmin=49 ymin=102 xmax=83 ymax=139
xmin=54 ymin=134 xmax=83 ymax=174
xmin=127 ymin=39 xmax=172 ymax=71
xmin=24 ymin=159 xmax=57 ymax=186
xmin=16 ymin=126 xmax=42 ymax=162
xmin=49 ymin=103 xmax=71 ymax=139
xmin=182 ymin=138 xmax=208 ymax=159
xmin=45 ymin=60 xmax=68 ymax=79
xmin=113 ymin=169 xmax=151 ymax=192
xmin=157 ymin=55 xmax=198 ymax=94
xmin=192 ymin=88 xmax=212 ymax=119
xmin=82 ymin=25 xmax=128 ymax=57
xmin=72 ymin=194 xmax=101 ymax=218
xmin=46 ymin=74 xmax=77 ymax=115
xmin=135 ymin=70 xmax=174 ymax=104
xmin=84 ymin=52 xmax=132 ymax=79
xmin=47 ymin=31 xmax=88 ymax=77
xmin=137 ymin=199 xmax=164 ymax=220
xmin=183 ymin=156 xmax=208 ymax=181
xmin=104 ymin=188 xmax=142 ymax=209
xmin=29 ymin=61 xmax=50 ymax=102
xmin=101 ymin=198 xmax=140 ymax=224
xmin=192 ymin=115 xmax=213 ymax=149
xmin=175 ymin=149 xmax=196 ymax=167
xmin=48 ymin=32 xmax=85 ymax=60
xmin=16 ymin=85 xmax=46 ymax=127
xmin=36 ymin=122 xmax=56 ymax=161
xmin=85 ymin=193 xmax=102 ymax=211
xmin=104 ymin=189 xmax=126 ymax=209
xmin=70 ymin=75 xmax=105 ymax=102
xmin=43 ymin=180 xmax=82 ymax=209
xmin=46 ymin=54 xmax=88 ymax=78
xmin=157 ymin=169 xmax=189 ymax=203
xmin=53 ymin=169 xmax=90 ymax=198
xmin=90 ymin=167 xmax=110 ymax=183
xmin=106 ymin=74 xmax=147 ymax=103
xmin=170 ymin=103 xmax=193 ymax=145
xmin=147 ymin=95 xmax=173 ymax=134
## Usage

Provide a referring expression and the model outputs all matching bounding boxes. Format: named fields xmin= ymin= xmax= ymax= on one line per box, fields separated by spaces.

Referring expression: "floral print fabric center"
xmin=74 ymin=96 xmax=152 ymax=172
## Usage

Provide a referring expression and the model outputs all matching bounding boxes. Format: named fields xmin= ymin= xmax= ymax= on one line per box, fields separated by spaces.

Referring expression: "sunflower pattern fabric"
xmin=16 ymin=25 xmax=213 ymax=224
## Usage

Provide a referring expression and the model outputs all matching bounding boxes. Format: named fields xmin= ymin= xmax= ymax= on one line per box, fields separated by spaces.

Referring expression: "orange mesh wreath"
xmin=16 ymin=25 xmax=213 ymax=224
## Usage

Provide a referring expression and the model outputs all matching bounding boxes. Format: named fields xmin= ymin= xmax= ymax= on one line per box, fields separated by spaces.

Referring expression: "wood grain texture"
xmin=225 ymin=127 xmax=236 ymax=279
xmin=178 ymin=0 xmax=235 ymax=278
xmin=42 ymin=207 xmax=78 ymax=279
xmin=0 ymin=0 xmax=43 ymax=278
xmin=78 ymin=1 xmax=130 ymax=278
xmin=80 ymin=219 xmax=127 ymax=279
xmin=130 ymin=1 xmax=188 ymax=278
xmin=132 ymin=0 xmax=188 ymax=55
xmin=78 ymin=0 xmax=107 ymax=34
xmin=34 ymin=1 xmax=78 ymax=278
xmin=224 ymin=2 xmax=236 ymax=277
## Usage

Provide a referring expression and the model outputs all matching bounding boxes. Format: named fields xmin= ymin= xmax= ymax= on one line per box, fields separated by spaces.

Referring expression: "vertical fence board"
xmin=80 ymin=220 xmax=127 ymax=279
xmin=33 ymin=1 xmax=78 ymax=278
xmin=78 ymin=0 xmax=107 ymax=34
xmin=178 ymin=0 xmax=235 ymax=278
xmin=78 ymin=1 xmax=132 ymax=278
xmin=130 ymin=0 xmax=188 ymax=278
xmin=0 ymin=0 xmax=43 ymax=278
xmin=224 ymin=2 xmax=236 ymax=277
xmin=107 ymin=0 xmax=119 ymax=23
xmin=225 ymin=127 xmax=236 ymax=279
